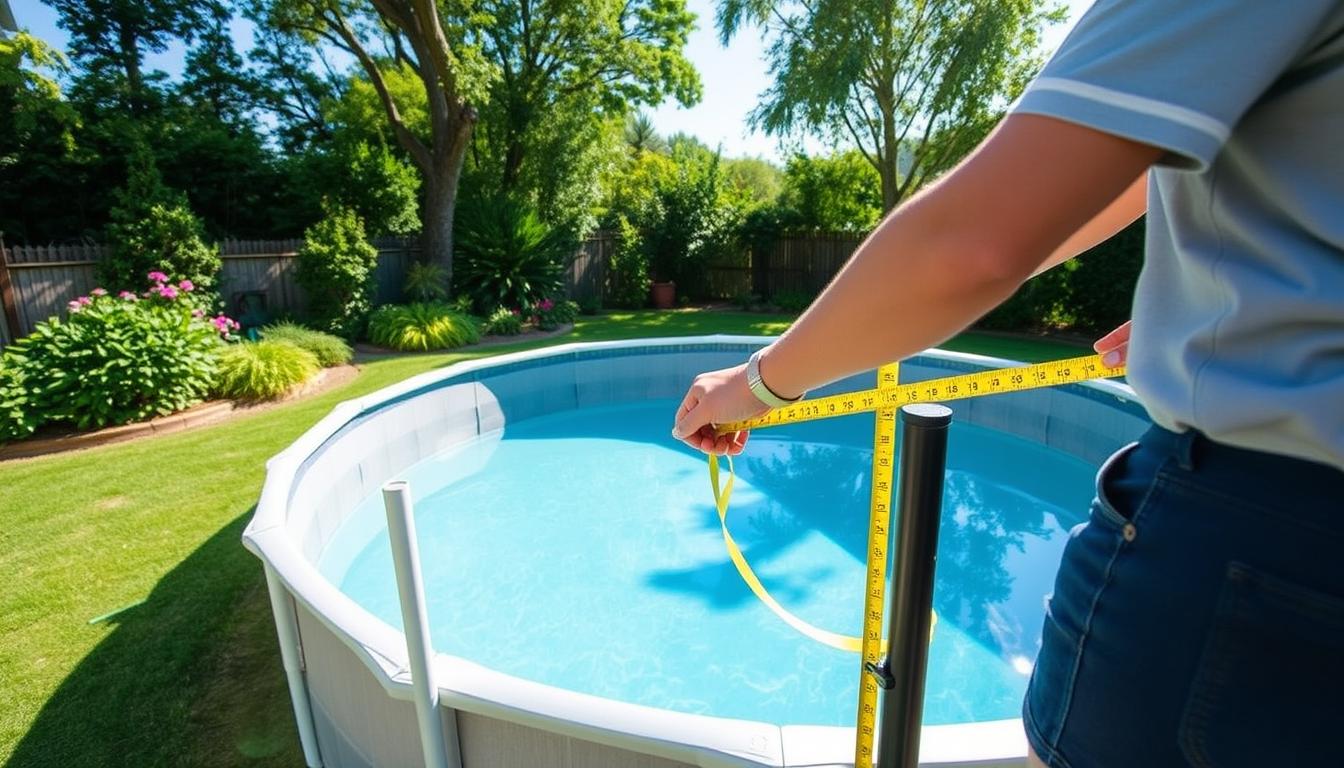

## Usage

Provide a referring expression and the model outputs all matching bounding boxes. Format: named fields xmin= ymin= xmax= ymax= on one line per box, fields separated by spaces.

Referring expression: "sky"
xmin=12 ymin=0 xmax=1094 ymax=163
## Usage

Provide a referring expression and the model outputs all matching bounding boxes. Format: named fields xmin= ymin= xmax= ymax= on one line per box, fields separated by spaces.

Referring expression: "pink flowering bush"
xmin=530 ymin=296 xmax=579 ymax=330
xmin=0 ymin=274 xmax=240 ymax=441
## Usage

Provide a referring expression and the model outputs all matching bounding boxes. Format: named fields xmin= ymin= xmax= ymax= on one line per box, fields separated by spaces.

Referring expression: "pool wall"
xmin=242 ymin=336 xmax=1150 ymax=768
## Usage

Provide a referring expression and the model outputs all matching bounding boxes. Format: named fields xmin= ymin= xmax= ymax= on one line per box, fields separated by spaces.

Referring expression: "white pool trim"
xmin=243 ymin=335 xmax=1141 ymax=768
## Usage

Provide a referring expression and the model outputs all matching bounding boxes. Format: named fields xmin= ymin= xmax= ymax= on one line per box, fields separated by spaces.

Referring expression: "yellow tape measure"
xmin=707 ymin=352 xmax=1125 ymax=766
xmin=715 ymin=353 xmax=1125 ymax=434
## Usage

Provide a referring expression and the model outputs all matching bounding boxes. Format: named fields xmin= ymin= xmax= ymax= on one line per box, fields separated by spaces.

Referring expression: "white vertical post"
xmin=264 ymin=564 xmax=324 ymax=768
xmin=383 ymin=480 xmax=461 ymax=768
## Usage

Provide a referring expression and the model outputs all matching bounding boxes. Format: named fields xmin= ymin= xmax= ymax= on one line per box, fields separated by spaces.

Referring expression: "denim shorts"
xmin=1023 ymin=425 xmax=1344 ymax=768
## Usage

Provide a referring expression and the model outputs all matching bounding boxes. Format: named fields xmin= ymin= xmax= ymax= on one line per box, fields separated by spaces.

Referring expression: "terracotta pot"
xmin=650 ymin=281 xmax=676 ymax=309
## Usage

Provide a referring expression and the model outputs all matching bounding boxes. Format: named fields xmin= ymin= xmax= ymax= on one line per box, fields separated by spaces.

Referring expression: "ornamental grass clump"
xmin=482 ymin=306 xmax=524 ymax=336
xmin=366 ymin=303 xmax=480 ymax=352
xmin=213 ymin=341 xmax=320 ymax=401
xmin=0 ymin=272 xmax=234 ymax=442
xmin=259 ymin=322 xmax=353 ymax=367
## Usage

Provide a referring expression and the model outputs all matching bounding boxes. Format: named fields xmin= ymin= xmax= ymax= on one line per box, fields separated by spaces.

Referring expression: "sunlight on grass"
xmin=0 ymin=310 xmax=1082 ymax=767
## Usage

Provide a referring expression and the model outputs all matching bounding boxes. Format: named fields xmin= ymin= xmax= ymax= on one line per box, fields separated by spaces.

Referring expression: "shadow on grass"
xmin=8 ymin=511 xmax=303 ymax=768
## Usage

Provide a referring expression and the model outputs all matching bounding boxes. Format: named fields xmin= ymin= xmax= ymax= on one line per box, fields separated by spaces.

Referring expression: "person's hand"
xmin=1094 ymin=320 xmax=1132 ymax=367
xmin=671 ymin=363 xmax=771 ymax=455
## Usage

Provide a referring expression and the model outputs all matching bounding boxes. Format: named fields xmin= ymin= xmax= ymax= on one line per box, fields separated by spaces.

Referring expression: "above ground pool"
xmin=244 ymin=337 xmax=1150 ymax=768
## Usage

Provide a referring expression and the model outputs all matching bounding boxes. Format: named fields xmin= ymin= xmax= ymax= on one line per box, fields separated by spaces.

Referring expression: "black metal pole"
xmin=875 ymin=403 xmax=952 ymax=768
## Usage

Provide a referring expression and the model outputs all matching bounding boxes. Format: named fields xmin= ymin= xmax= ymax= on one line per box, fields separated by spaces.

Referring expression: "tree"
xmin=260 ymin=0 xmax=495 ymax=291
xmin=778 ymin=150 xmax=882 ymax=231
xmin=47 ymin=0 xmax=205 ymax=114
xmin=624 ymin=111 xmax=668 ymax=156
xmin=719 ymin=0 xmax=1064 ymax=212
xmin=467 ymin=0 xmax=698 ymax=192
xmin=0 ymin=33 xmax=85 ymax=242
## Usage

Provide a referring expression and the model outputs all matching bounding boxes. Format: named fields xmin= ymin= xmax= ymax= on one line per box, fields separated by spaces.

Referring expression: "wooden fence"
xmin=751 ymin=231 xmax=864 ymax=299
xmin=0 ymin=233 xmax=621 ymax=347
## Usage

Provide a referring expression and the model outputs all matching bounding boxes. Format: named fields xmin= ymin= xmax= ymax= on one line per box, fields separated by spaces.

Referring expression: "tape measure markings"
xmin=715 ymin=354 xmax=1124 ymax=435
xmin=854 ymin=362 xmax=898 ymax=768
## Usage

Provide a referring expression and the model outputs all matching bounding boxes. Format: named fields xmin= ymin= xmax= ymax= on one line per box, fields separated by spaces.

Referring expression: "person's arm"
xmin=673 ymin=114 xmax=1160 ymax=454
xmin=1032 ymin=173 xmax=1146 ymax=277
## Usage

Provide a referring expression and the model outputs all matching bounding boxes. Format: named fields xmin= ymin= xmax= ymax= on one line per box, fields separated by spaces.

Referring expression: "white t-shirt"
xmin=1013 ymin=0 xmax=1344 ymax=470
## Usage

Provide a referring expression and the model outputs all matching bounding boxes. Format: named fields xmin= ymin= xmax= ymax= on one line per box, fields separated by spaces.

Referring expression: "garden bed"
xmin=353 ymin=321 xmax=575 ymax=359
xmin=0 ymin=364 xmax=360 ymax=462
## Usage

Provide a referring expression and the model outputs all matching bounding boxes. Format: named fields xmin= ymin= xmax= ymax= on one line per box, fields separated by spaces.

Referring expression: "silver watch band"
xmin=747 ymin=349 xmax=802 ymax=408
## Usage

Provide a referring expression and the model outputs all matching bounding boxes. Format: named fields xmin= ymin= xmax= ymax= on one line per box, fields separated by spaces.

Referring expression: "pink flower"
xmin=510 ymin=308 xmax=520 ymax=316
xmin=147 ymin=271 xmax=169 ymax=284
xmin=540 ymin=298 xmax=555 ymax=311
xmin=178 ymin=279 xmax=194 ymax=292
xmin=158 ymin=285 xmax=180 ymax=300
xmin=91 ymin=288 xmax=108 ymax=297
xmin=192 ymin=308 xmax=204 ymax=318
xmin=118 ymin=291 xmax=137 ymax=301
xmin=77 ymin=296 xmax=93 ymax=306
xmin=67 ymin=300 xmax=83 ymax=312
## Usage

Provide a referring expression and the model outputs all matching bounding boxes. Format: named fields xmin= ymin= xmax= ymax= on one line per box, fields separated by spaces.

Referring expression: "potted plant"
xmin=649 ymin=279 xmax=676 ymax=309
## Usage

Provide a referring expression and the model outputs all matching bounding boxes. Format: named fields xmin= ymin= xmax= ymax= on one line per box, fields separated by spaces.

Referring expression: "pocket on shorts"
xmin=1089 ymin=442 xmax=1140 ymax=531
xmin=1179 ymin=562 xmax=1344 ymax=768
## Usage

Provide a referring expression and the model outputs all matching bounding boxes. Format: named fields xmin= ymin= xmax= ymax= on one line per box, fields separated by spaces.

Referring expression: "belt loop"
xmin=1175 ymin=429 xmax=1198 ymax=471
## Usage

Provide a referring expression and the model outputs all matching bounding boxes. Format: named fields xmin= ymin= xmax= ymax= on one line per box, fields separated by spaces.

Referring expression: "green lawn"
xmin=0 ymin=310 xmax=1085 ymax=768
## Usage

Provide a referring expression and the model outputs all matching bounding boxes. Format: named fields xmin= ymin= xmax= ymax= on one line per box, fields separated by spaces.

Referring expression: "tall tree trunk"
xmin=879 ymin=93 xmax=900 ymax=213
xmin=420 ymin=113 xmax=474 ymax=291
xmin=117 ymin=23 xmax=144 ymax=113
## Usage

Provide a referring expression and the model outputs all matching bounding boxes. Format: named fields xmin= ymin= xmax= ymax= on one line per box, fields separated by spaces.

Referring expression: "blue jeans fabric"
xmin=1023 ymin=425 xmax=1344 ymax=768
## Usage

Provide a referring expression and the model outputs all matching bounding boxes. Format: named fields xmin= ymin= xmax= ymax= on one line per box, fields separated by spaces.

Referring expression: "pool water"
xmin=320 ymin=399 xmax=1095 ymax=727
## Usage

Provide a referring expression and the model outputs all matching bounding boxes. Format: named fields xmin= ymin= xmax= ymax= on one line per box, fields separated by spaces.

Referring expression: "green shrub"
xmin=213 ymin=340 xmax=320 ymax=401
xmin=101 ymin=149 xmax=223 ymax=293
xmin=404 ymin=261 xmax=450 ymax=303
xmin=1067 ymin=218 xmax=1145 ymax=334
xmin=731 ymin=292 xmax=762 ymax=311
xmin=532 ymin=297 xmax=579 ymax=330
xmin=259 ymin=322 xmax=353 ymax=367
xmin=296 ymin=204 xmax=379 ymax=339
xmin=0 ymin=282 xmax=225 ymax=441
xmin=606 ymin=215 xmax=650 ymax=308
xmin=453 ymin=194 xmax=569 ymax=313
xmin=366 ymin=303 xmax=480 ymax=351
xmin=482 ymin=306 xmax=523 ymax=336
xmin=577 ymin=296 xmax=602 ymax=315
xmin=979 ymin=260 xmax=1076 ymax=332
xmin=773 ymin=290 xmax=814 ymax=313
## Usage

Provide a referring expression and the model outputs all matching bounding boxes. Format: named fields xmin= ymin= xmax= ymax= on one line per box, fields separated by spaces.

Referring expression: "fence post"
xmin=0 ymin=233 xmax=22 ymax=340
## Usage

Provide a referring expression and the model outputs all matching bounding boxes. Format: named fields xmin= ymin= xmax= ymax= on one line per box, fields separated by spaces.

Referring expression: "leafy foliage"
xmin=531 ymin=298 xmax=580 ymax=330
xmin=719 ymin=0 xmax=1063 ymax=210
xmin=453 ymin=195 xmax=570 ymax=313
xmin=0 ymin=287 xmax=223 ymax=441
xmin=606 ymin=215 xmax=651 ymax=308
xmin=777 ymin=151 xmax=882 ymax=232
xmin=258 ymin=322 xmax=353 ymax=367
xmin=366 ymin=303 xmax=480 ymax=351
xmin=1066 ymin=217 xmax=1146 ymax=333
xmin=213 ymin=340 xmax=320 ymax=401
xmin=295 ymin=204 xmax=379 ymax=339
xmin=980 ymin=218 xmax=1146 ymax=333
xmin=404 ymin=262 xmax=450 ymax=303
xmin=101 ymin=149 xmax=222 ymax=292
xmin=482 ymin=306 xmax=524 ymax=336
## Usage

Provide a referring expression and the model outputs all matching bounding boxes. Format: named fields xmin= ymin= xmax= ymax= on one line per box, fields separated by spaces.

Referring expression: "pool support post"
xmin=383 ymin=480 xmax=462 ymax=768
xmin=874 ymin=404 xmax=952 ymax=768
xmin=263 ymin=564 xmax=324 ymax=768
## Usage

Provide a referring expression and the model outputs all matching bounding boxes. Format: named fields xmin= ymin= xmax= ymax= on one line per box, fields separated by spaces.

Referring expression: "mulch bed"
xmin=0 ymin=364 xmax=361 ymax=462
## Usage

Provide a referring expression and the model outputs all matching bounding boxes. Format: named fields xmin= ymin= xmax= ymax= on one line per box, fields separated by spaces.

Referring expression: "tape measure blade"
xmin=854 ymin=362 xmax=899 ymax=767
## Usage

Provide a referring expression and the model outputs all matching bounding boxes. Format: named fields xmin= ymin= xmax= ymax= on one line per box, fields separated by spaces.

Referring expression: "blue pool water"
xmin=320 ymin=399 xmax=1096 ymax=727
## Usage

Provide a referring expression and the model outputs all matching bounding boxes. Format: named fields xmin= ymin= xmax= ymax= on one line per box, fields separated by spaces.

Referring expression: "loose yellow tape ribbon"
xmin=708 ymin=452 xmax=918 ymax=652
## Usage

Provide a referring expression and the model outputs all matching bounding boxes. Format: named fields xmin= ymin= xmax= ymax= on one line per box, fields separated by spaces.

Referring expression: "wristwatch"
xmin=746 ymin=349 xmax=803 ymax=408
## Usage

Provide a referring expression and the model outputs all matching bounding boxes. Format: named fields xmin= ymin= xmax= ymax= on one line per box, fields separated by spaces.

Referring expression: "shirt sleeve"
xmin=1012 ymin=0 xmax=1341 ymax=171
